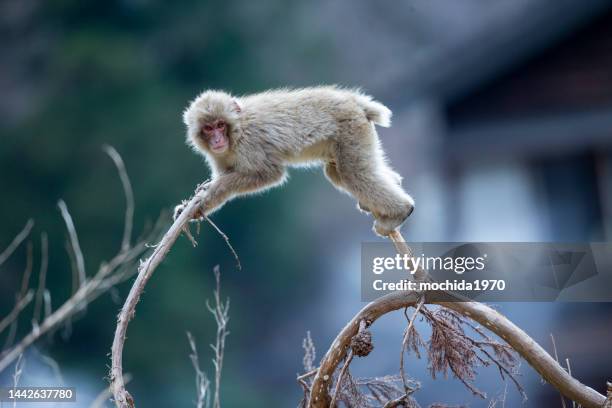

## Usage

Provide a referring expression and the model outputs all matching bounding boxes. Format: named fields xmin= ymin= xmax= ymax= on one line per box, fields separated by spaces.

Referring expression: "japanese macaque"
xmin=175 ymin=86 xmax=414 ymax=236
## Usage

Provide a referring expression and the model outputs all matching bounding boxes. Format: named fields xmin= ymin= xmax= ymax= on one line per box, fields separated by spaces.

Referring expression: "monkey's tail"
xmin=355 ymin=95 xmax=393 ymax=127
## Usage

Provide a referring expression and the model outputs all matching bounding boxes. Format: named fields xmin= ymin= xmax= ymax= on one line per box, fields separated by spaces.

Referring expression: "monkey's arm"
xmin=175 ymin=168 xmax=285 ymax=220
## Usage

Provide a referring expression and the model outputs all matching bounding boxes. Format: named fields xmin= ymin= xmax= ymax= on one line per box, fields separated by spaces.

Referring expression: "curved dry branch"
xmin=308 ymin=231 xmax=606 ymax=408
xmin=0 ymin=230 xmax=152 ymax=374
xmin=0 ymin=219 xmax=34 ymax=268
xmin=110 ymin=188 xmax=209 ymax=408
xmin=58 ymin=200 xmax=86 ymax=289
xmin=0 ymin=291 xmax=34 ymax=335
xmin=103 ymin=145 xmax=135 ymax=252
xmin=0 ymin=146 xmax=156 ymax=374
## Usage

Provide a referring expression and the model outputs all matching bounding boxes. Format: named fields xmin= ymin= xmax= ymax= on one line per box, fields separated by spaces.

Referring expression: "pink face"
xmin=201 ymin=119 xmax=229 ymax=154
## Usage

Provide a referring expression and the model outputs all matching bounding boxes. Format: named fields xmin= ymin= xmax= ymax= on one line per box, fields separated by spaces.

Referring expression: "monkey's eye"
xmin=203 ymin=125 xmax=213 ymax=132
xmin=216 ymin=121 xmax=225 ymax=129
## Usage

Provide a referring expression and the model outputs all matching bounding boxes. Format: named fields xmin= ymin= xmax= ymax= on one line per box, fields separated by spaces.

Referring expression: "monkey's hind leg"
xmin=334 ymin=126 xmax=414 ymax=236
xmin=324 ymin=161 xmax=344 ymax=188
xmin=326 ymin=159 xmax=372 ymax=212
xmin=366 ymin=173 xmax=414 ymax=237
xmin=326 ymin=160 xmax=374 ymax=214
xmin=337 ymin=170 xmax=414 ymax=235
xmin=341 ymin=170 xmax=414 ymax=236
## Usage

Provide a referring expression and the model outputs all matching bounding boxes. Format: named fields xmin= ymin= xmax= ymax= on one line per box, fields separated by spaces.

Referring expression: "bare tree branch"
xmin=203 ymin=216 xmax=241 ymax=271
xmin=103 ymin=145 xmax=135 ymax=252
xmin=0 ymin=219 xmax=34 ymax=268
xmin=58 ymin=200 xmax=86 ymax=290
xmin=33 ymin=232 xmax=49 ymax=323
xmin=0 ymin=146 xmax=159 ymax=374
xmin=2 ymin=243 xmax=34 ymax=350
xmin=12 ymin=353 xmax=25 ymax=408
xmin=399 ymin=295 xmax=425 ymax=394
xmin=0 ymin=240 xmax=152 ymax=373
xmin=207 ymin=265 xmax=229 ymax=408
xmin=111 ymin=185 xmax=211 ymax=408
xmin=308 ymin=230 xmax=607 ymax=408
xmin=19 ymin=241 xmax=34 ymax=298
xmin=330 ymin=350 xmax=353 ymax=408
xmin=0 ymin=291 xmax=34 ymax=336
xmin=550 ymin=333 xmax=568 ymax=408
xmin=187 ymin=331 xmax=211 ymax=408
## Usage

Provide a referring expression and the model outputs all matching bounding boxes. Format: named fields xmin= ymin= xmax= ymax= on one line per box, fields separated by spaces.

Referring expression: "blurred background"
xmin=1 ymin=0 xmax=612 ymax=406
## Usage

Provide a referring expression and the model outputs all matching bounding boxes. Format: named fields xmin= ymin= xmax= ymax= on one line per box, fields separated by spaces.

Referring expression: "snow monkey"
xmin=176 ymin=86 xmax=414 ymax=236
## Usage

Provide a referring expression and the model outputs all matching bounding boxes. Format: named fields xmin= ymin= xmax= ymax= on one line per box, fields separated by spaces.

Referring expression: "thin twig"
xmin=478 ymin=345 xmax=526 ymax=400
xmin=187 ymin=331 xmax=211 ymax=408
xmin=387 ymin=230 xmax=428 ymax=282
xmin=203 ymin=216 xmax=241 ymax=271
xmin=182 ymin=224 xmax=199 ymax=247
xmin=551 ymin=333 xmax=568 ymax=408
xmin=33 ymin=232 xmax=49 ymax=323
xmin=297 ymin=333 xmax=317 ymax=408
xmin=0 ymin=219 xmax=34 ymax=268
xmin=399 ymin=295 xmax=425 ymax=394
xmin=2 ymin=244 xmax=34 ymax=350
xmin=329 ymin=350 xmax=354 ymax=408
xmin=58 ymin=200 xmax=86 ymax=289
xmin=0 ymin=291 xmax=34 ymax=335
xmin=382 ymin=394 xmax=409 ymax=408
xmin=19 ymin=241 xmax=34 ymax=298
xmin=12 ymin=354 xmax=25 ymax=408
xmin=207 ymin=266 xmax=230 ymax=408
xmin=43 ymin=290 xmax=52 ymax=320
xmin=566 ymin=358 xmax=576 ymax=408
xmin=103 ymin=145 xmax=135 ymax=253
xmin=298 ymin=369 xmax=318 ymax=381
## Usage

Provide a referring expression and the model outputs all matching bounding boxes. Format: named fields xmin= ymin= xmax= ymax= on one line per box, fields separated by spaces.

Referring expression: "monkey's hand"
xmin=173 ymin=200 xmax=204 ymax=222
xmin=195 ymin=180 xmax=212 ymax=193
xmin=173 ymin=181 xmax=212 ymax=222
xmin=173 ymin=201 xmax=187 ymax=221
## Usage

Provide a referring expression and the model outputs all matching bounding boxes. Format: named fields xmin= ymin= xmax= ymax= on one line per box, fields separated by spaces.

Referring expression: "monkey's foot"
xmin=372 ymin=204 xmax=414 ymax=237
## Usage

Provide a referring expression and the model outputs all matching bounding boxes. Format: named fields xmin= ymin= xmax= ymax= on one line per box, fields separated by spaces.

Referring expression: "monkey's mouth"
xmin=210 ymin=139 xmax=228 ymax=153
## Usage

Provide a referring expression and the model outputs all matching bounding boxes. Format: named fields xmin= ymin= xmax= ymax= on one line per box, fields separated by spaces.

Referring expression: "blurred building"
xmin=445 ymin=7 xmax=612 ymax=242
xmin=317 ymin=3 xmax=612 ymax=406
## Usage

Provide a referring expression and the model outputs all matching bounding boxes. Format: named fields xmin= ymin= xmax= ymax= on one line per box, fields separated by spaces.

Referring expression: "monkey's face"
xmin=184 ymin=90 xmax=241 ymax=157
xmin=201 ymin=119 xmax=229 ymax=154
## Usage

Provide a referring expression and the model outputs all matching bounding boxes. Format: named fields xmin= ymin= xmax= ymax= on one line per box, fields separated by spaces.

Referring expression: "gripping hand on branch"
xmin=173 ymin=181 xmax=212 ymax=222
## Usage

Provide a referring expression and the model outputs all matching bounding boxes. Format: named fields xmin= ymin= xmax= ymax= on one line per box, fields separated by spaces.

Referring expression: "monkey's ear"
xmin=230 ymin=100 xmax=242 ymax=114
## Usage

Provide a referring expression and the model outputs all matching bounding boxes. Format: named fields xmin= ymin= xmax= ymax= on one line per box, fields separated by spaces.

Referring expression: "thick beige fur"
xmin=180 ymin=86 xmax=414 ymax=236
